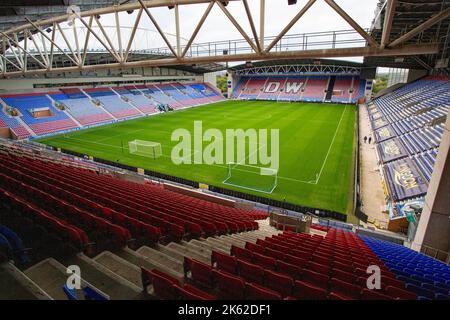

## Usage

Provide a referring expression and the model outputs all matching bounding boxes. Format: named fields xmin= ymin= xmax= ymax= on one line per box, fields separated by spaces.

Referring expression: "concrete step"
xmin=24 ymin=258 xmax=102 ymax=300
xmin=64 ymin=254 xmax=142 ymax=300
xmin=217 ymin=236 xmax=247 ymax=248
xmin=180 ymin=241 xmax=214 ymax=258
xmin=205 ymin=237 xmax=235 ymax=250
xmin=161 ymin=242 xmax=210 ymax=264
xmin=93 ymin=251 xmax=142 ymax=289
xmin=0 ymin=262 xmax=52 ymax=300
xmin=180 ymin=241 xmax=222 ymax=260
xmin=228 ymin=233 xmax=260 ymax=243
xmin=135 ymin=246 xmax=184 ymax=274
xmin=116 ymin=247 xmax=183 ymax=282
xmin=189 ymin=239 xmax=229 ymax=254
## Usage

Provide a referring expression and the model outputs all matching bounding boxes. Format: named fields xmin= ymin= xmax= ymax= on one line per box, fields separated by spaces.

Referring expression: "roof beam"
xmin=24 ymin=17 xmax=79 ymax=66
xmin=124 ymin=8 xmax=143 ymax=62
xmin=412 ymin=56 xmax=433 ymax=70
xmin=138 ymin=0 xmax=178 ymax=58
xmin=324 ymin=0 xmax=378 ymax=47
xmin=389 ymin=7 xmax=450 ymax=47
xmin=2 ymin=0 xmax=242 ymax=36
xmin=243 ymin=0 xmax=261 ymax=53
xmin=217 ymin=1 xmax=259 ymax=53
xmin=380 ymin=0 xmax=397 ymax=49
xmin=264 ymin=0 xmax=316 ymax=53
xmin=1 ymin=43 xmax=438 ymax=78
xmin=181 ymin=1 xmax=214 ymax=58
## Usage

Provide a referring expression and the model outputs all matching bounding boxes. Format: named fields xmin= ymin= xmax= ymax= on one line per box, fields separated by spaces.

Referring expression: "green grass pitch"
xmin=37 ymin=100 xmax=357 ymax=219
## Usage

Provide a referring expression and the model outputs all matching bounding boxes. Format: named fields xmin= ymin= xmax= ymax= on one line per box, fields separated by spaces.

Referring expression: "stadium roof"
xmin=0 ymin=0 xmax=118 ymax=32
xmin=229 ymin=58 xmax=363 ymax=71
xmin=0 ymin=0 xmax=446 ymax=78
xmin=365 ymin=0 xmax=450 ymax=70
xmin=0 ymin=0 xmax=225 ymax=74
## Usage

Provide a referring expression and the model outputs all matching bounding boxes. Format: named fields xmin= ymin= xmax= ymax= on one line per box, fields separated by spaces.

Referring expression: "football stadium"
xmin=0 ymin=0 xmax=449 ymax=304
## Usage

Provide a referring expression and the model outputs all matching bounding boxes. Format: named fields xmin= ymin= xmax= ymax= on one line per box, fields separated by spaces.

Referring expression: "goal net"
xmin=128 ymin=140 xmax=162 ymax=159
xmin=222 ymin=162 xmax=278 ymax=194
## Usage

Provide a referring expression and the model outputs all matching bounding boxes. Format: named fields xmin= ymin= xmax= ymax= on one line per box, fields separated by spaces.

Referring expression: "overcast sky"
xmin=56 ymin=0 xmax=382 ymax=64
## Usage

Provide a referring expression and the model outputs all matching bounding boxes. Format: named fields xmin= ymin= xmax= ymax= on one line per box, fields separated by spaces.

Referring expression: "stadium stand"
xmin=162 ymin=227 xmax=449 ymax=300
xmin=369 ymin=76 xmax=450 ymax=204
xmin=114 ymin=86 xmax=157 ymax=114
xmin=302 ymin=76 xmax=328 ymax=102
xmin=362 ymin=236 xmax=450 ymax=300
xmin=1 ymin=141 xmax=448 ymax=300
xmin=84 ymin=87 xmax=141 ymax=119
xmin=233 ymin=75 xmax=365 ymax=103
xmin=0 ymin=109 xmax=31 ymax=139
xmin=52 ymin=92 xmax=114 ymax=126
xmin=0 ymin=147 xmax=266 ymax=253
xmin=330 ymin=76 xmax=353 ymax=103
xmin=0 ymin=82 xmax=224 ymax=139
xmin=1 ymin=94 xmax=78 ymax=135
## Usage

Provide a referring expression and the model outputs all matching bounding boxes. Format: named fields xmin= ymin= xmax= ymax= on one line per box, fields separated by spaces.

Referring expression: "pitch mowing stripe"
xmin=315 ymin=105 xmax=348 ymax=184
xmin=37 ymin=101 xmax=356 ymax=215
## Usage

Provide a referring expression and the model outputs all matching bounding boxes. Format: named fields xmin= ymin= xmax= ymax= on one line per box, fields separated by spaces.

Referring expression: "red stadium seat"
xmin=175 ymin=284 xmax=216 ymax=300
xmin=245 ymin=283 xmax=282 ymax=300
xmin=214 ymin=270 xmax=246 ymax=300
xmin=284 ymin=254 xmax=308 ymax=268
xmin=231 ymin=245 xmax=253 ymax=261
xmin=360 ymin=288 xmax=393 ymax=300
xmin=385 ymin=285 xmax=418 ymax=300
xmin=184 ymin=257 xmax=215 ymax=288
xmin=264 ymin=270 xmax=294 ymax=297
xmin=276 ymin=260 xmax=303 ymax=280
xmin=307 ymin=261 xmax=331 ymax=276
xmin=302 ymin=269 xmax=329 ymax=289
xmin=212 ymin=251 xmax=237 ymax=274
xmin=332 ymin=268 xmax=356 ymax=284
xmin=245 ymin=242 xmax=265 ymax=255
xmin=141 ymin=267 xmax=179 ymax=300
xmin=237 ymin=259 xmax=265 ymax=285
xmin=291 ymin=280 xmax=328 ymax=300
xmin=252 ymin=252 xmax=277 ymax=270
xmin=330 ymin=278 xmax=362 ymax=300
xmin=381 ymin=276 xmax=405 ymax=290
xmin=264 ymin=247 xmax=285 ymax=260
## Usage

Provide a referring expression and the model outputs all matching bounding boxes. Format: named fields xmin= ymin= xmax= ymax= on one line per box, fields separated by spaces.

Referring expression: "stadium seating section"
xmin=368 ymin=76 xmax=449 ymax=207
xmin=0 ymin=142 xmax=448 ymax=300
xmin=233 ymin=75 xmax=366 ymax=103
xmin=0 ymin=149 xmax=265 ymax=254
xmin=155 ymin=229 xmax=449 ymax=300
xmin=0 ymin=82 xmax=224 ymax=139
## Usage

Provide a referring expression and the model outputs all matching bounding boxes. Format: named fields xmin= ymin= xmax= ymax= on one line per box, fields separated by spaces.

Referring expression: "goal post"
xmin=128 ymin=140 xmax=162 ymax=159
xmin=223 ymin=162 xmax=278 ymax=194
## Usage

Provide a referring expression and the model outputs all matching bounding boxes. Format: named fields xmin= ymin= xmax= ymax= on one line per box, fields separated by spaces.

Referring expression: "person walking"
xmin=364 ymin=136 xmax=367 ymax=143
xmin=368 ymin=136 xmax=372 ymax=144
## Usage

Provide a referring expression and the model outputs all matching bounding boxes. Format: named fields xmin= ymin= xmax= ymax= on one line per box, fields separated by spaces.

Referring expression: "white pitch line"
xmin=315 ymin=105 xmax=347 ymax=184
xmin=57 ymin=135 xmax=316 ymax=185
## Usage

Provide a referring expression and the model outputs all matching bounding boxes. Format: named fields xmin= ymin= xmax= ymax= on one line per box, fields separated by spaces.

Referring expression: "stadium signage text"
xmin=394 ymin=164 xmax=419 ymax=190
xmin=384 ymin=140 xmax=400 ymax=156
xmin=264 ymin=81 xmax=304 ymax=93
xmin=171 ymin=121 xmax=279 ymax=172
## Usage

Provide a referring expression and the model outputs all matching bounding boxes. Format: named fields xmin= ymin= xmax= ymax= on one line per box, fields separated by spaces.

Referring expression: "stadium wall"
xmin=412 ymin=114 xmax=450 ymax=262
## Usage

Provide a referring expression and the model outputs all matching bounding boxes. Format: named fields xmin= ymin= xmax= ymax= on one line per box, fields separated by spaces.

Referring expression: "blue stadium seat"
xmin=63 ymin=284 xmax=78 ymax=300
xmin=83 ymin=287 xmax=109 ymax=300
